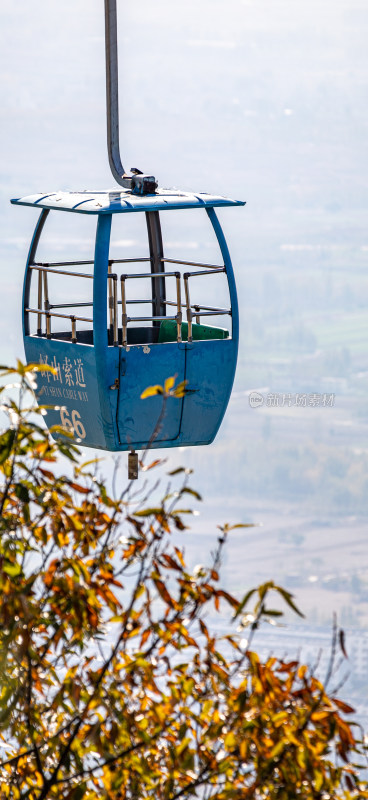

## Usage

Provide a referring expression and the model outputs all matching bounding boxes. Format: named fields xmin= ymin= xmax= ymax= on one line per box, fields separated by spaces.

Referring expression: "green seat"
xmin=158 ymin=319 xmax=229 ymax=343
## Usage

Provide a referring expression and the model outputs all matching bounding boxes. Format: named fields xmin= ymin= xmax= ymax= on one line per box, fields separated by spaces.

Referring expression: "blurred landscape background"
xmin=1 ymin=0 xmax=367 ymax=713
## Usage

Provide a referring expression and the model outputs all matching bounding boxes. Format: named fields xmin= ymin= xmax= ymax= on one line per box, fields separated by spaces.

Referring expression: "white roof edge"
xmin=11 ymin=187 xmax=246 ymax=215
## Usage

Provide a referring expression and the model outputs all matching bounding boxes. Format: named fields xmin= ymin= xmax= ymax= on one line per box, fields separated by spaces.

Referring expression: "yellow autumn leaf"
xmin=164 ymin=375 xmax=177 ymax=394
xmin=141 ymin=384 xmax=164 ymax=399
xmin=173 ymin=380 xmax=188 ymax=398
xmin=314 ymin=769 xmax=325 ymax=792
xmin=224 ymin=731 xmax=237 ymax=750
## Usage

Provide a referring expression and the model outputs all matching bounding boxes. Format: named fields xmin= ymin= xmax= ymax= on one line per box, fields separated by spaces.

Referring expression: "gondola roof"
xmin=11 ymin=188 xmax=245 ymax=215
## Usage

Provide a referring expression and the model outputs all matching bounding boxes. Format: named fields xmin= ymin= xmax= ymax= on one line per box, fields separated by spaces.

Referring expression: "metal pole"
xmin=71 ymin=316 xmax=77 ymax=344
xmin=176 ymin=273 xmax=182 ymax=343
xmin=146 ymin=211 xmax=166 ymax=327
xmin=108 ymin=261 xmax=113 ymax=342
xmin=104 ymin=0 xmax=126 ymax=183
xmin=121 ymin=276 xmax=128 ymax=347
xmin=184 ymin=274 xmax=193 ymax=342
xmin=112 ymin=274 xmax=119 ymax=346
xmin=37 ymin=271 xmax=43 ymax=335
xmin=104 ymin=0 xmax=157 ymax=194
xmin=43 ymin=271 xmax=50 ymax=315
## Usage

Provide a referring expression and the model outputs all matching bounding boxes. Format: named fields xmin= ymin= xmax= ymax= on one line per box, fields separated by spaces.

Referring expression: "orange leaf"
xmin=69 ymin=482 xmax=90 ymax=495
xmin=332 ymin=698 xmax=355 ymax=714
xmin=140 ymin=629 xmax=151 ymax=647
xmin=39 ymin=468 xmax=55 ymax=480
xmin=155 ymin=579 xmax=176 ymax=608
xmin=217 ymin=589 xmax=239 ymax=609
xmin=162 ymin=554 xmax=182 ymax=572
xmin=174 ymin=547 xmax=185 ymax=567
xmin=141 ymin=459 xmax=164 ymax=472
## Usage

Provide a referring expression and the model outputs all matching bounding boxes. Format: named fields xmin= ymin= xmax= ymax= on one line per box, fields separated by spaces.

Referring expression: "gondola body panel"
xmin=116 ymin=344 xmax=185 ymax=448
xmin=23 ymin=336 xmax=117 ymax=450
xmin=181 ymin=338 xmax=238 ymax=445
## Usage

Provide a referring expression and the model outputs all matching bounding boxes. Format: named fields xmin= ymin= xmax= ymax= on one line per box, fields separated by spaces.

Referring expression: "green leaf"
xmin=14 ymin=483 xmax=30 ymax=503
xmin=180 ymin=487 xmax=202 ymax=501
xmin=0 ymin=429 xmax=16 ymax=465
xmin=263 ymin=609 xmax=283 ymax=617
xmin=168 ymin=467 xmax=193 ymax=476
xmin=225 ymin=523 xmax=258 ymax=530
xmin=133 ymin=507 xmax=163 ymax=517
xmin=70 ymin=785 xmax=88 ymax=800
xmin=233 ymin=588 xmax=257 ymax=620
xmin=3 ymin=561 xmax=22 ymax=578
xmin=275 ymin=586 xmax=305 ymax=618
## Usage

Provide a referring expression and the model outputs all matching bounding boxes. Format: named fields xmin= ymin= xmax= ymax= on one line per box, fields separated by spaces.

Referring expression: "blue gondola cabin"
xmin=11 ymin=188 xmax=244 ymax=451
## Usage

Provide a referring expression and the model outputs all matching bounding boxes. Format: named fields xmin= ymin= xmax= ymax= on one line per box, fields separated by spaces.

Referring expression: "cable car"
xmin=11 ymin=0 xmax=245 ymax=468
xmin=12 ymin=189 xmax=243 ymax=453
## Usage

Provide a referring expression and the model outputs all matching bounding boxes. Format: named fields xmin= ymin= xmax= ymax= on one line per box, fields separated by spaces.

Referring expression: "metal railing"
xmin=27 ymin=256 xmax=231 ymax=345
xmin=115 ymin=262 xmax=230 ymax=345
xmin=182 ymin=268 xmax=230 ymax=341
xmin=28 ymin=262 xmax=93 ymax=342
xmin=120 ymin=271 xmax=182 ymax=347
xmin=161 ymin=257 xmax=224 ymax=270
xmin=26 ymin=308 xmax=92 ymax=343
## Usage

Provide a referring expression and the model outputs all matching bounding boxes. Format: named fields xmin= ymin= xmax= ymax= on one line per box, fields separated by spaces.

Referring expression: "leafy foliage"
xmin=0 ymin=363 xmax=366 ymax=799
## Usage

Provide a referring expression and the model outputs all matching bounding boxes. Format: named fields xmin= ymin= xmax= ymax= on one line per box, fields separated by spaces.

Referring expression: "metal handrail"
xmin=30 ymin=265 xmax=94 ymax=280
xmin=48 ymin=302 xmax=93 ymax=309
xmin=26 ymin=309 xmax=92 ymax=323
xmin=161 ymin=258 xmax=225 ymax=270
xmin=125 ymin=315 xmax=178 ymax=323
xmin=183 ymin=268 xmax=225 ymax=278
xmin=29 ymin=256 xmax=229 ymax=346
xmin=125 ymin=299 xmax=153 ymax=305
xmin=120 ymin=270 xmax=180 ymax=280
xmin=190 ymin=303 xmax=229 ymax=312
xmin=120 ymin=271 xmax=182 ymax=347
xmin=183 ymin=270 xmax=230 ymax=341
xmin=109 ymin=257 xmax=152 ymax=265
xmin=33 ymin=257 xmax=152 ymax=267
xmin=26 ymin=308 xmax=92 ymax=343
xmin=30 ymin=261 xmax=93 ymax=340
xmin=34 ymin=260 xmax=94 ymax=267
xmin=190 ymin=310 xmax=230 ymax=317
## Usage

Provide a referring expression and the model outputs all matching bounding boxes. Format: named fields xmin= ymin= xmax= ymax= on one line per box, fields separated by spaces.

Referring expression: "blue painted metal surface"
xmin=117 ymin=344 xmax=185 ymax=447
xmin=93 ymin=214 xmax=118 ymax=450
xmin=24 ymin=336 xmax=111 ymax=450
xmin=16 ymin=191 xmax=243 ymax=452
xmin=180 ymin=208 xmax=239 ymax=445
xmin=11 ymin=189 xmax=244 ymax=215
xmin=22 ymin=208 xmax=49 ymax=339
